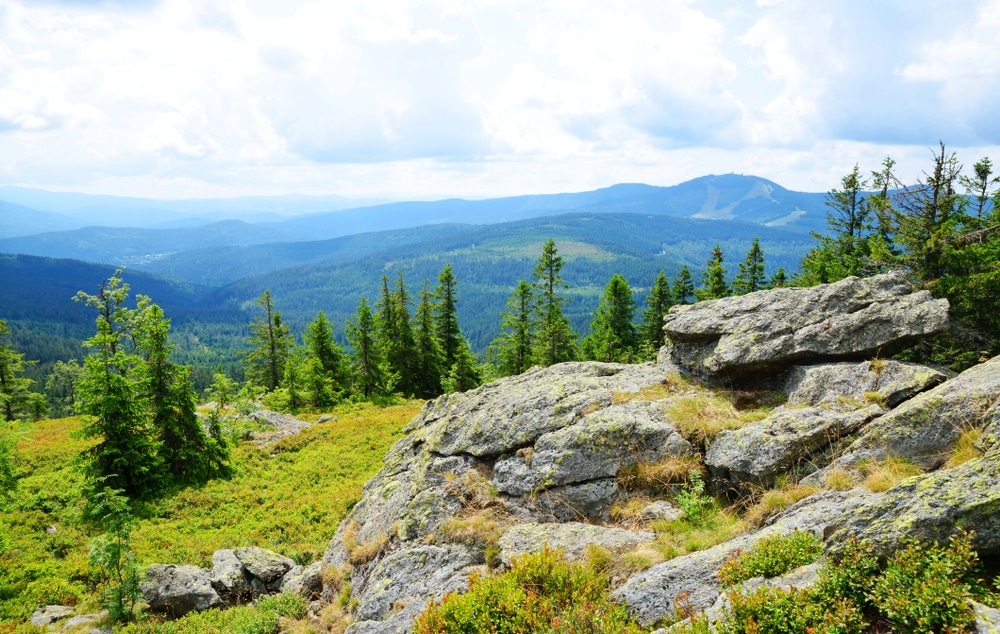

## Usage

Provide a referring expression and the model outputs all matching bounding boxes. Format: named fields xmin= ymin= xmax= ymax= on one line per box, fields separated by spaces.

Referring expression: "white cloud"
xmin=1 ymin=0 xmax=999 ymax=200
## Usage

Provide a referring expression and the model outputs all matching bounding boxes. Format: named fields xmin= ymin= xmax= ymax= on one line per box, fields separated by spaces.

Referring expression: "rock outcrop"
xmin=813 ymin=355 xmax=1000 ymax=476
xmin=661 ymin=271 xmax=949 ymax=381
xmin=497 ymin=522 xmax=655 ymax=566
xmin=610 ymin=490 xmax=876 ymax=626
xmin=780 ymin=359 xmax=950 ymax=408
xmin=706 ymin=404 xmax=882 ymax=490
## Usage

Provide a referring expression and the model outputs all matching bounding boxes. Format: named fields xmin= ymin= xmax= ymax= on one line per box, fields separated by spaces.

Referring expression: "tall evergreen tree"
xmin=696 ymin=244 xmax=729 ymax=300
xmin=960 ymin=156 xmax=999 ymax=226
xmin=532 ymin=239 xmax=577 ymax=365
xmin=442 ymin=339 xmax=481 ymax=394
xmin=413 ymin=280 xmax=444 ymax=398
xmin=434 ymin=264 xmax=462 ymax=371
xmin=346 ymin=297 xmax=392 ymax=399
xmin=584 ymin=274 xmax=638 ymax=362
xmin=245 ymin=290 xmax=293 ymax=392
xmin=137 ymin=301 xmax=229 ymax=485
xmin=769 ymin=267 xmax=788 ymax=289
xmin=489 ymin=279 xmax=535 ymax=377
xmin=73 ymin=272 xmax=162 ymax=498
xmin=0 ymin=320 xmax=40 ymax=422
xmin=640 ymin=271 xmax=673 ymax=356
xmin=672 ymin=266 xmax=695 ymax=305
xmin=732 ymin=237 xmax=766 ymax=295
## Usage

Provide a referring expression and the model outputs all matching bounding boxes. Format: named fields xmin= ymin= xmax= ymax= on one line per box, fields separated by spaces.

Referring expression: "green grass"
xmin=0 ymin=401 xmax=421 ymax=632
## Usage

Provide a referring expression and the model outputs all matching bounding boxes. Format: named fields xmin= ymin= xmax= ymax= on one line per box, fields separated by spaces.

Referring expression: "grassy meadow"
xmin=0 ymin=400 xmax=422 ymax=632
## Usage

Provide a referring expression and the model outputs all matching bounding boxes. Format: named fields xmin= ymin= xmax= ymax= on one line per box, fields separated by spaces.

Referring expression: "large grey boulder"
xmin=210 ymin=549 xmax=250 ymax=600
xmin=234 ymin=546 xmax=296 ymax=593
xmin=825 ymin=453 xmax=1000 ymax=557
xmin=819 ymin=356 xmax=1000 ymax=473
xmin=611 ymin=489 xmax=877 ymax=627
xmin=142 ymin=564 xmax=221 ymax=617
xmin=972 ymin=601 xmax=1000 ymax=634
xmin=493 ymin=400 xmax=693 ymax=496
xmin=353 ymin=545 xmax=481 ymax=622
xmin=247 ymin=409 xmax=313 ymax=444
xmin=706 ymin=405 xmax=881 ymax=490
xmin=279 ymin=561 xmax=324 ymax=599
xmin=661 ymin=271 xmax=949 ymax=381
xmin=497 ymin=522 xmax=655 ymax=566
xmin=781 ymin=360 xmax=950 ymax=408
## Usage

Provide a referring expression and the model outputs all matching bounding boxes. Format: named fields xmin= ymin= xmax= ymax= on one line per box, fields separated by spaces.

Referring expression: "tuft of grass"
xmin=858 ymin=457 xmax=924 ymax=492
xmin=649 ymin=507 xmax=746 ymax=561
xmin=822 ymin=467 xmax=855 ymax=491
xmin=439 ymin=508 xmax=513 ymax=550
xmin=863 ymin=391 xmax=887 ymax=406
xmin=666 ymin=393 xmax=770 ymax=446
xmin=944 ymin=426 xmax=984 ymax=469
xmin=616 ymin=454 xmax=703 ymax=493
xmin=743 ymin=482 xmax=819 ymax=527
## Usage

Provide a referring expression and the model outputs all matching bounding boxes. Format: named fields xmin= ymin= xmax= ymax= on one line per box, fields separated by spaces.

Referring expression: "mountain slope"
xmin=0 ymin=200 xmax=79 ymax=238
xmin=0 ymin=220 xmax=308 ymax=266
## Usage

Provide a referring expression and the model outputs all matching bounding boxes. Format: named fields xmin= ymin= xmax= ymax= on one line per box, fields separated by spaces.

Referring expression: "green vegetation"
xmin=0 ymin=319 xmax=45 ymax=422
xmin=674 ymin=532 xmax=994 ymax=634
xmin=0 ymin=400 xmax=420 ymax=630
xmin=717 ymin=531 xmax=823 ymax=587
xmin=414 ymin=548 xmax=647 ymax=634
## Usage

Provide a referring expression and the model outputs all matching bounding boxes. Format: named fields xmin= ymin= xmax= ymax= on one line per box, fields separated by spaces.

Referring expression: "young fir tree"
xmin=74 ymin=272 xmax=163 ymax=498
xmin=640 ymin=270 xmax=673 ymax=357
xmin=45 ymin=359 xmax=83 ymax=418
xmin=489 ymin=279 xmax=535 ymax=377
xmin=671 ymin=266 xmax=696 ymax=305
xmin=731 ymin=237 xmax=766 ymax=295
xmin=245 ymin=290 xmax=294 ymax=392
xmin=442 ymin=339 xmax=481 ymax=393
xmin=346 ymin=297 xmax=392 ymax=399
xmin=532 ymin=239 xmax=577 ymax=366
xmin=584 ymin=274 xmax=638 ymax=363
xmin=769 ymin=267 xmax=788 ymax=289
xmin=302 ymin=311 xmax=348 ymax=408
xmin=696 ymin=244 xmax=729 ymax=300
xmin=0 ymin=320 xmax=41 ymax=422
xmin=413 ymin=280 xmax=445 ymax=398
xmin=137 ymin=301 xmax=229 ymax=485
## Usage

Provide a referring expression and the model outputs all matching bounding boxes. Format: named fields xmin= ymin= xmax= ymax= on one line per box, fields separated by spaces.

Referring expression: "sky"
xmin=2 ymin=0 xmax=1000 ymax=201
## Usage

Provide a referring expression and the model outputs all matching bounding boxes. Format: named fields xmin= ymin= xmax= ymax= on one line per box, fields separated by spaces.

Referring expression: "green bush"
xmin=413 ymin=547 xmax=646 ymax=634
xmin=675 ymin=470 xmax=714 ymax=525
xmin=717 ymin=530 xmax=824 ymax=587
xmin=869 ymin=533 xmax=979 ymax=634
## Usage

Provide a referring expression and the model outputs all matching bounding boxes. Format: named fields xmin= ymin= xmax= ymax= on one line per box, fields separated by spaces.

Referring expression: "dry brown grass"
xmin=666 ymin=392 xmax=769 ymax=445
xmin=823 ymin=467 xmax=855 ymax=491
xmin=944 ymin=426 xmax=984 ymax=469
xmin=616 ymin=454 xmax=704 ymax=493
xmin=439 ymin=508 xmax=514 ymax=549
xmin=743 ymin=483 xmax=820 ymax=526
xmin=340 ymin=520 xmax=388 ymax=565
xmin=859 ymin=457 xmax=924 ymax=492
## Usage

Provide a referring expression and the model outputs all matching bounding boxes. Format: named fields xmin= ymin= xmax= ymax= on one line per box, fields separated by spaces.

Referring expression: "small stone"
xmin=639 ymin=500 xmax=683 ymax=522
xmin=29 ymin=606 xmax=75 ymax=627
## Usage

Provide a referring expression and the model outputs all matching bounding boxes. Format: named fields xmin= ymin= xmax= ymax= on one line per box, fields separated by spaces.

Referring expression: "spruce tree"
xmin=434 ymin=264 xmax=462 ymax=371
xmin=672 ymin=266 xmax=695 ymax=305
xmin=376 ymin=273 xmax=418 ymax=396
xmin=732 ymin=237 xmax=766 ymax=295
xmin=302 ymin=311 xmax=348 ymax=408
xmin=769 ymin=267 xmax=788 ymax=289
xmin=346 ymin=297 xmax=392 ymax=399
xmin=584 ymin=274 xmax=638 ymax=362
xmin=0 ymin=320 xmax=40 ymax=422
xmin=245 ymin=290 xmax=293 ymax=392
xmin=489 ymin=279 xmax=534 ymax=377
xmin=413 ymin=280 xmax=444 ymax=398
xmin=442 ymin=340 xmax=481 ymax=393
xmin=696 ymin=244 xmax=729 ymax=300
xmin=74 ymin=272 xmax=162 ymax=498
xmin=640 ymin=270 xmax=673 ymax=356
xmin=532 ymin=239 xmax=577 ymax=365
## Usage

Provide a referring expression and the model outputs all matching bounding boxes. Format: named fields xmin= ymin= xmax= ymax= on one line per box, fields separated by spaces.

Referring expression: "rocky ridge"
xmin=139 ymin=272 xmax=999 ymax=632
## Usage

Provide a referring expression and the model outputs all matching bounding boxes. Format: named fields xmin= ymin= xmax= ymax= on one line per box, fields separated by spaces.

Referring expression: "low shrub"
xmin=413 ymin=547 xmax=646 ymax=634
xmin=717 ymin=530 xmax=823 ymax=587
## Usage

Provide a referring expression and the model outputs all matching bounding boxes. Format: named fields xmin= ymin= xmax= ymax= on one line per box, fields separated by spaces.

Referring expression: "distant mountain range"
xmin=0 ymin=174 xmax=829 ymax=241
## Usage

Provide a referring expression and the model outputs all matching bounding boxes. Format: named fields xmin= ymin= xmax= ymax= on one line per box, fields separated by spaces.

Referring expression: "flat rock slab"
xmin=498 ymin=522 xmax=655 ymax=566
xmin=706 ymin=404 xmax=881 ymax=490
xmin=29 ymin=605 xmax=75 ymax=627
xmin=825 ymin=452 xmax=1000 ymax=557
xmin=781 ymin=360 xmax=950 ymax=408
xmin=822 ymin=356 xmax=1000 ymax=473
xmin=662 ymin=271 xmax=949 ymax=381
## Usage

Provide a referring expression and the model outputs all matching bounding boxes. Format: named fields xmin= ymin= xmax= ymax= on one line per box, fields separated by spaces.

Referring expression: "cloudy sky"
xmin=2 ymin=0 xmax=999 ymax=200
